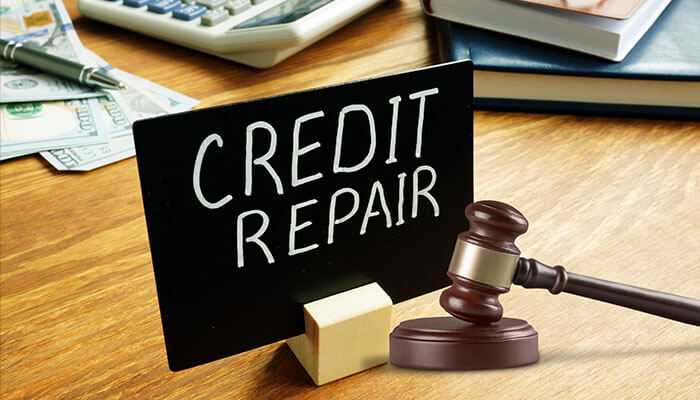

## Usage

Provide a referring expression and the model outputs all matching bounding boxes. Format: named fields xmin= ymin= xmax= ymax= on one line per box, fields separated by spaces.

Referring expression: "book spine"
xmin=474 ymin=98 xmax=700 ymax=120
xmin=435 ymin=19 xmax=470 ymax=63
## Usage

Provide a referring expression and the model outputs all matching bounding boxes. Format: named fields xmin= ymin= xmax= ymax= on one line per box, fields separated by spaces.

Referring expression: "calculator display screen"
xmin=231 ymin=0 xmax=336 ymax=29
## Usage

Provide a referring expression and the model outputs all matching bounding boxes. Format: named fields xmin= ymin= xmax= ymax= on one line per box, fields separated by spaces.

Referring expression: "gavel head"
xmin=439 ymin=200 xmax=528 ymax=324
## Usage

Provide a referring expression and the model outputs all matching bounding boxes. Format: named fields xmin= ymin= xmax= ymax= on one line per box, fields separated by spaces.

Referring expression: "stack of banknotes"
xmin=0 ymin=0 xmax=198 ymax=170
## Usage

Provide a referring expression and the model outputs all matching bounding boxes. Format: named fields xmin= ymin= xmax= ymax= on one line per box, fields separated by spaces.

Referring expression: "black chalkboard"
xmin=133 ymin=60 xmax=474 ymax=371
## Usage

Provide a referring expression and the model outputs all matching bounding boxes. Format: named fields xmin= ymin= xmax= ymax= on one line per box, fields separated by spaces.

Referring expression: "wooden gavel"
xmin=440 ymin=200 xmax=700 ymax=326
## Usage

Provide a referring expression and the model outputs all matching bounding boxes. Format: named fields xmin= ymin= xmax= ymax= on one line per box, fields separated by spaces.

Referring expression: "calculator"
xmin=78 ymin=0 xmax=386 ymax=68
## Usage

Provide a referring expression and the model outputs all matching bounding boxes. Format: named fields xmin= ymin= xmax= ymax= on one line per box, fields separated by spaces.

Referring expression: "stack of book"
xmin=423 ymin=0 xmax=699 ymax=118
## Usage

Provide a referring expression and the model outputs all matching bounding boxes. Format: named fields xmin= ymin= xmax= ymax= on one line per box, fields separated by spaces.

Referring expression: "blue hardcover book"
xmin=435 ymin=0 xmax=700 ymax=119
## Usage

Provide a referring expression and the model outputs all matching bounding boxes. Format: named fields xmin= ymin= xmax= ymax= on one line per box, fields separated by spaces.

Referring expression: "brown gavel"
xmin=440 ymin=200 xmax=700 ymax=326
xmin=390 ymin=200 xmax=699 ymax=371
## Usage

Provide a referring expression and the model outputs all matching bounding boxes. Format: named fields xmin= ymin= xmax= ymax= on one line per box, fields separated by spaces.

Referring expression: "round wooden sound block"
xmin=389 ymin=317 xmax=539 ymax=370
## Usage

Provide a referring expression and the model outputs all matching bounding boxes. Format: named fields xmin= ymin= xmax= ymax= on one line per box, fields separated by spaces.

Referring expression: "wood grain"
xmin=1 ymin=1 xmax=699 ymax=399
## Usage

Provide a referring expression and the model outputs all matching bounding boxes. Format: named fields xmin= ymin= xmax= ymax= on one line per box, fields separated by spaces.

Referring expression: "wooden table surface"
xmin=1 ymin=1 xmax=699 ymax=399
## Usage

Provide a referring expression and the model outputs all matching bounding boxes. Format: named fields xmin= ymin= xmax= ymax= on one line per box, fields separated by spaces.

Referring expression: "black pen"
xmin=0 ymin=38 xmax=125 ymax=91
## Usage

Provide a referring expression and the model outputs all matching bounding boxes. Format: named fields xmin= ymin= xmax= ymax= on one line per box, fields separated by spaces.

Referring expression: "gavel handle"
xmin=513 ymin=258 xmax=700 ymax=326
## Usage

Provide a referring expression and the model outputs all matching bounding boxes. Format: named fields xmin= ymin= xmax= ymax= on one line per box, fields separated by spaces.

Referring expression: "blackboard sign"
xmin=133 ymin=60 xmax=473 ymax=371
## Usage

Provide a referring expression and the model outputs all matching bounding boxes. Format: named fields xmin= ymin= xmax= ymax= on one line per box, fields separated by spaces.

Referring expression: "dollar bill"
xmin=0 ymin=147 xmax=44 ymax=160
xmin=39 ymin=91 xmax=161 ymax=170
xmin=42 ymin=130 xmax=135 ymax=171
xmin=93 ymin=93 xmax=133 ymax=136
xmin=0 ymin=1 xmax=198 ymax=167
xmin=0 ymin=98 xmax=108 ymax=160
xmin=41 ymin=52 xmax=198 ymax=171
xmin=113 ymin=69 xmax=198 ymax=114
xmin=0 ymin=0 xmax=104 ymax=102
xmin=81 ymin=48 xmax=199 ymax=114
xmin=40 ymin=87 xmax=197 ymax=170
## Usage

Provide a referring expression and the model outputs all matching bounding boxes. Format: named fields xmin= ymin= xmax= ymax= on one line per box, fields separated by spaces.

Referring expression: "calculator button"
xmin=201 ymin=7 xmax=229 ymax=26
xmin=224 ymin=0 xmax=250 ymax=15
xmin=123 ymin=0 xmax=150 ymax=7
xmin=148 ymin=0 xmax=180 ymax=13
xmin=172 ymin=4 xmax=207 ymax=20
xmin=196 ymin=0 xmax=226 ymax=8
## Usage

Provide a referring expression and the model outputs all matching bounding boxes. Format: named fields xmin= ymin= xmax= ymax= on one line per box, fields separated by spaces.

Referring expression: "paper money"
xmin=0 ymin=0 xmax=104 ymax=102
xmin=41 ymin=50 xmax=199 ymax=171
xmin=42 ymin=130 xmax=135 ymax=171
xmin=0 ymin=99 xmax=107 ymax=160
xmin=0 ymin=147 xmax=45 ymax=160
xmin=39 ymin=91 xmax=162 ymax=170
xmin=93 ymin=93 xmax=133 ymax=136
xmin=82 ymin=49 xmax=198 ymax=114
xmin=40 ymin=88 xmax=168 ymax=170
xmin=113 ymin=70 xmax=197 ymax=115
xmin=41 ymin=86 xmax=197 ymax=170
xmin=0 ymin=2 xmax=198 ymax=168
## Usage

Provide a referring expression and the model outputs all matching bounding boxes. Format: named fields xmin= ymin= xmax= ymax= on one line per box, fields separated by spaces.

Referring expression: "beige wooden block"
xmin=287 ymin=283 xmax=393 ymax=386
